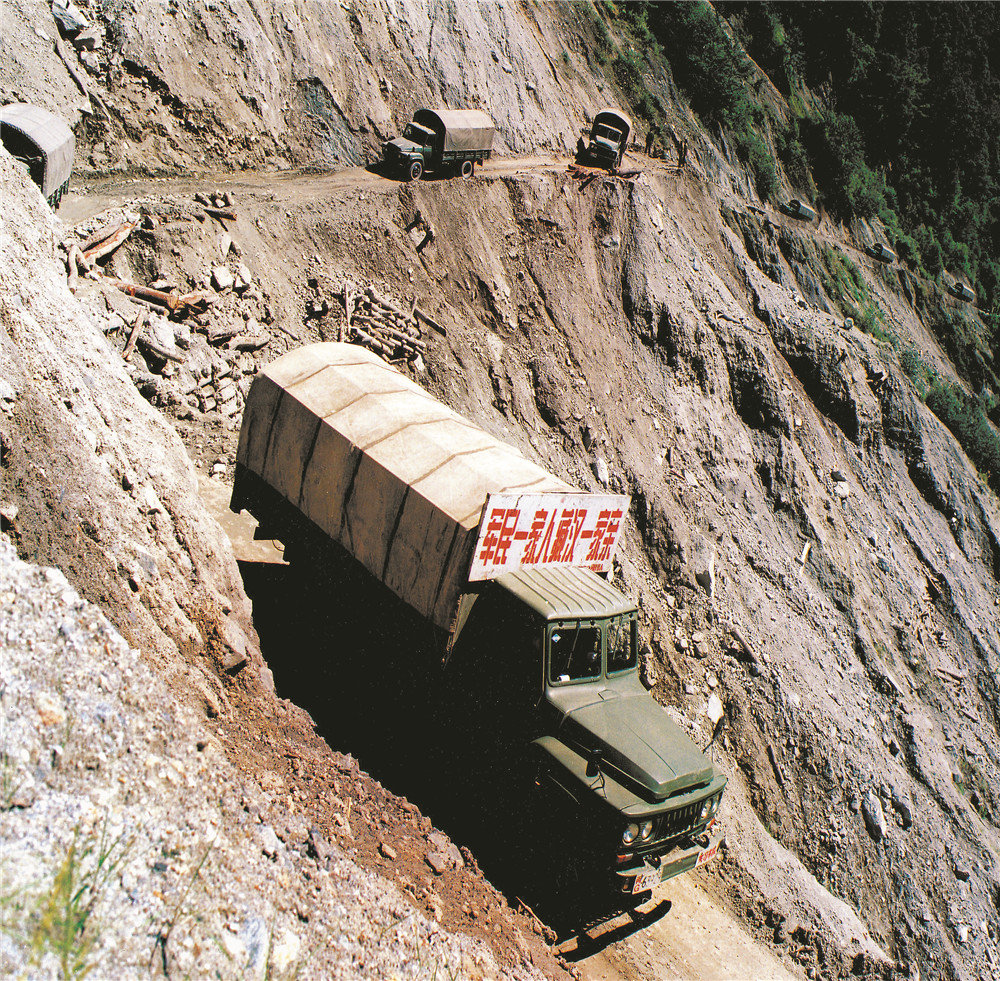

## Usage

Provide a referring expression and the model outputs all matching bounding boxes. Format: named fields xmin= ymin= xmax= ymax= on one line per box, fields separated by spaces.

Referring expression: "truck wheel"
xmin=460 ymin=160 xmax=474 ymax=179
xmin=408 ymin=160 xmax=423 ymax=181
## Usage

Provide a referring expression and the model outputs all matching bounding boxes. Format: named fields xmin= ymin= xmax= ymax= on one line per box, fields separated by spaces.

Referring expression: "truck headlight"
xmin=639 ymin=819 xmax=654 ymax=841
xmin=699 ymin=795 xmax=720 ymax=822
xmin=622 ymin=823 xmax=639 ymax=845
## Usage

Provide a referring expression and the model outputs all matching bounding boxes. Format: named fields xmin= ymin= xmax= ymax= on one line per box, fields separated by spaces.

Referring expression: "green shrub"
xmin=926 ymin=381 xmax=1000 ymax=491
xmin=900 ymin=347 xmax=930 ymax=394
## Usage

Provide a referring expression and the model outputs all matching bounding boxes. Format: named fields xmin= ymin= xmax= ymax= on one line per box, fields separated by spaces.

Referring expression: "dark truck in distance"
xmin=382 ymin=108 xmax=494 ymax=181
xmin=949 ymin=281 xmax=976 ymax=302
xmin=867 ymin=242 xmax=897 ymax=263
xmin=782 ymin=198 xmax=817 ymax=222
xmin=576 ymin=109 xmax=632 ymax=171
xmin=231 ymin=343 xmax=726 ymax=900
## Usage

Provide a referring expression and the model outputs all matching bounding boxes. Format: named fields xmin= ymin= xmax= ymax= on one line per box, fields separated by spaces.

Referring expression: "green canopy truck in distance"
xmin=382 ymin=108 xmax=495 ymax=181
xmin=231 ymin=342 xmax=726 ymax=899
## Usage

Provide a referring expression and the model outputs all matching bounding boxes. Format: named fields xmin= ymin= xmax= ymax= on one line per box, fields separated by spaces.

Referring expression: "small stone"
xmin=260 ymin=825 xmax=281 ymax=857
xmin=425 ymin=851 xmax=450 ymax=875
xmin=34 ymin=691 xmax=66 ymax=726
xmin=861 ymin=790 xmax=887 ymax=842
xmin=954 ymin=865 xmax=971 ymax=882
xmin=212 ymin=265 xmax=235 ymax=291
xmin=379 ymin=841 xmax=397 ymax=861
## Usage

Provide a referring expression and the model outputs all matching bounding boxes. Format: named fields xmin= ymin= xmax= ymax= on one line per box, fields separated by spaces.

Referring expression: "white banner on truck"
xmin=469 ymin=493 xmax=630 ymax=581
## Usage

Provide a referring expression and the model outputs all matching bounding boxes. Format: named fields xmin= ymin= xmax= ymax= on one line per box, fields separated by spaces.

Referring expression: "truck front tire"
xmin=408 ymin=160 xmax=423 ymax=181
xmin=461 ymin=160 xmax=474 ymax=179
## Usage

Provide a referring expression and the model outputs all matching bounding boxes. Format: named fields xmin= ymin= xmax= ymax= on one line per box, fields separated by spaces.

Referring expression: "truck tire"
xmin=460 ymin=159 xmax=474 ymax=179
xmin=408 ymin=159 xmax=423 ymax=181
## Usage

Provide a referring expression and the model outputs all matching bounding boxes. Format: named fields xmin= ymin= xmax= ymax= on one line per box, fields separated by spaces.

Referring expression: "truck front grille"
xmin=657 ymin=801 xmax=701 ymax=842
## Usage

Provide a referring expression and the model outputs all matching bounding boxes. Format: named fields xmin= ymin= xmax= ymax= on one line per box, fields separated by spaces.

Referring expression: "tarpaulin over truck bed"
xmin=412 ymin=108 xmax=495 ymax=155
xmin=235 ymin=343 xmax=572 ymax=632
xmin=0 ymin=103 xmax=74 ymax=200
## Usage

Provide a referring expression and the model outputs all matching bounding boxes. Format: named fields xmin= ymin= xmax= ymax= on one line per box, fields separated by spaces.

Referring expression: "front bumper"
xmin=615 ymin=831 xmax=723 ymax=895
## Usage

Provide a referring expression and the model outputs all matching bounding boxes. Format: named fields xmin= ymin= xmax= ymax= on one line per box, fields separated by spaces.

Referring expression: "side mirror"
xmin=586 ymin=748 xmax=603 ymax=778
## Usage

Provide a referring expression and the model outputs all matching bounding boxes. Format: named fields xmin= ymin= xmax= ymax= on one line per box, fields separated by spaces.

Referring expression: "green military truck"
xmin=381 ymin=108 xmax=494 ymax=181
xmin=231 ymin=342 xmax=726 ymax=899
xmin=576 ymin=109 xmax=632 ymax=171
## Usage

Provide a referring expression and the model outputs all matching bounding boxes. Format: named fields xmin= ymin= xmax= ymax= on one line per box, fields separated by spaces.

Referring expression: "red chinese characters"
xmin=584 ymin=508 xmax=623 ymax=565
xmin=477 ymin=507 xmax=521 ymax=566
xmin=470 ymin=493 xmax=629 ymax=581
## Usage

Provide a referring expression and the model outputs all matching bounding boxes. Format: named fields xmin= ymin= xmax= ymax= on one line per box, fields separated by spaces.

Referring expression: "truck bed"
xmin=233 ymin=343 xmax=573 ymax=632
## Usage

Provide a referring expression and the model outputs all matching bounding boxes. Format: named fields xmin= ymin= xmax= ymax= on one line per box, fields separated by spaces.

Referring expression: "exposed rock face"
xmin=2 ymin=2 xmax=1000 ymax=980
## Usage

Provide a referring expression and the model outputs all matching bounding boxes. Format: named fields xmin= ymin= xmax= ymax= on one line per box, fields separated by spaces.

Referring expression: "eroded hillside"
xmin=3 ymin=2 xmax=999 ymax=980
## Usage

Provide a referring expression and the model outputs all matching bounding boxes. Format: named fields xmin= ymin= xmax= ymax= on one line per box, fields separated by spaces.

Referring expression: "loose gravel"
xmin=0 ymin=536 xmax=534 ymax=980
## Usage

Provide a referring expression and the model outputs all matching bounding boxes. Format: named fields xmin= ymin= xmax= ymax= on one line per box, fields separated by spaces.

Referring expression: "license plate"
xmin=696 ymin=840 xmax=720 ymax=867
xmin=632 ymin=866 xmax=661 ymax=894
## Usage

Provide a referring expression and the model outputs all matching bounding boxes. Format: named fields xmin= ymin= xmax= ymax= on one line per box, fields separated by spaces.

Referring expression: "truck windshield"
xmin=593 ymin=125 xmax=622 ymax=144
xmin=549 ymin=623 xmax=601 ymax=683
xmin=402 ymin=123 xmax=431 ymax=143
xmin=607 ymin=615 xmax=637 ymax=674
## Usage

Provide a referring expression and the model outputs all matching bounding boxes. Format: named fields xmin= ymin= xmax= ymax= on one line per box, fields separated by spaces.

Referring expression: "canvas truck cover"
xmin=0 ymin=103 xmax=74 ymax=199
xmin=235 ymin=343 xmax=628 ymax=633
xmin=412 ymin=109 xmax=495 ymax=154
xmin=592 ymin=109 xmax=632 ymax=145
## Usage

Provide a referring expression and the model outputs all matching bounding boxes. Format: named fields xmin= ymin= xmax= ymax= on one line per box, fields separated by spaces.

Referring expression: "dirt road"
xmin=59 ymin=155 xmax=571 ymax=224
xmin=569 ymin=876 xmax=800 ymax=981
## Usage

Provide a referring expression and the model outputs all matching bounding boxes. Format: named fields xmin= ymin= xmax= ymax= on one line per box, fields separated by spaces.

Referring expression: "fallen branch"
xmin=65 ymin=244 xmax=91 ymax=292
xmin=100 ymin=275 xmax=181 ymax=311
xmin=79 ymin=221 xmax=123 ymax=253
xmin=122 ymin=310 xmax=147 ymax=361
xmin=83 ymin=222 xmax=135 ymax=262
xmin=53 ymin=31 xmax=89 ymax=98
xmin=413 ymin=305 xmax=446 ymax=336
xmin=137 ymin=332 xmax=185 ymax=363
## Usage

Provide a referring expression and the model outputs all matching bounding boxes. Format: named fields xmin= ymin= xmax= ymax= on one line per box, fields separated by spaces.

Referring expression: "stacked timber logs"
xmin=341 ymin=283 xmax=428 ymax=362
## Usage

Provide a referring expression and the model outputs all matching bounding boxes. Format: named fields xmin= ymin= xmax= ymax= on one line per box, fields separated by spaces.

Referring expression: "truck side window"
xmin=549 ymin=624 xmax=602 ymax=683
xmin=607 ymin=616 xmax=637 ymax=673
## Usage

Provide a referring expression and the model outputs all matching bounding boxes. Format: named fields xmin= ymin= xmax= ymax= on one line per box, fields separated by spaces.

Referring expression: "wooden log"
xmin=100 ymin=275 xmax=181 ymax=311
xmin=352 ymin=327 xmax=393 ymax=357
xmin=83 ymin=222 xmax=135 ymax=262
xmin=122 ymin=310 xmax=147 ymax=361
xmin=137 ymin=333 xmax=186 ymax=363
xmin=414 ymin=305 xmax=447 ymax=336
xmin=176 ymin=290 xmax=215 ymax=313
xmin=78 ymin=221 xmax=123 ymax=253
xmin=382 ymin=326 xmax=427 ymax=350
xmin=66 ymin=244 xmax=90 ymax=292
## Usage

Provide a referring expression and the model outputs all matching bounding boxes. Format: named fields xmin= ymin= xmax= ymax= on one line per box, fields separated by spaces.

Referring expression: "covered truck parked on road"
xmin=231 ymin=342 xmax=727 ymax=901
xmin=382 ymin=108 xmax=494 ymax=181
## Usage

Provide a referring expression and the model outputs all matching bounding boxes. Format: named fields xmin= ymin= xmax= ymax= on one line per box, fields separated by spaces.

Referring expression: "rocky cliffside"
xmin=3 ymin=2 xmax=999 ymax=980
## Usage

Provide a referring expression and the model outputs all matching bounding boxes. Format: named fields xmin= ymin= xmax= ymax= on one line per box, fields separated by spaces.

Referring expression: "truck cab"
xmin=383 ymin=122 xmax=438 ymax=181
xmin=477 ymin=567 xmax=727 ymax=899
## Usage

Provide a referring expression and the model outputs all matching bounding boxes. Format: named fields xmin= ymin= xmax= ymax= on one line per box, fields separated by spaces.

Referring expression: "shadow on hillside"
xmin=238 ymin=549 xmax=644 ymax=934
